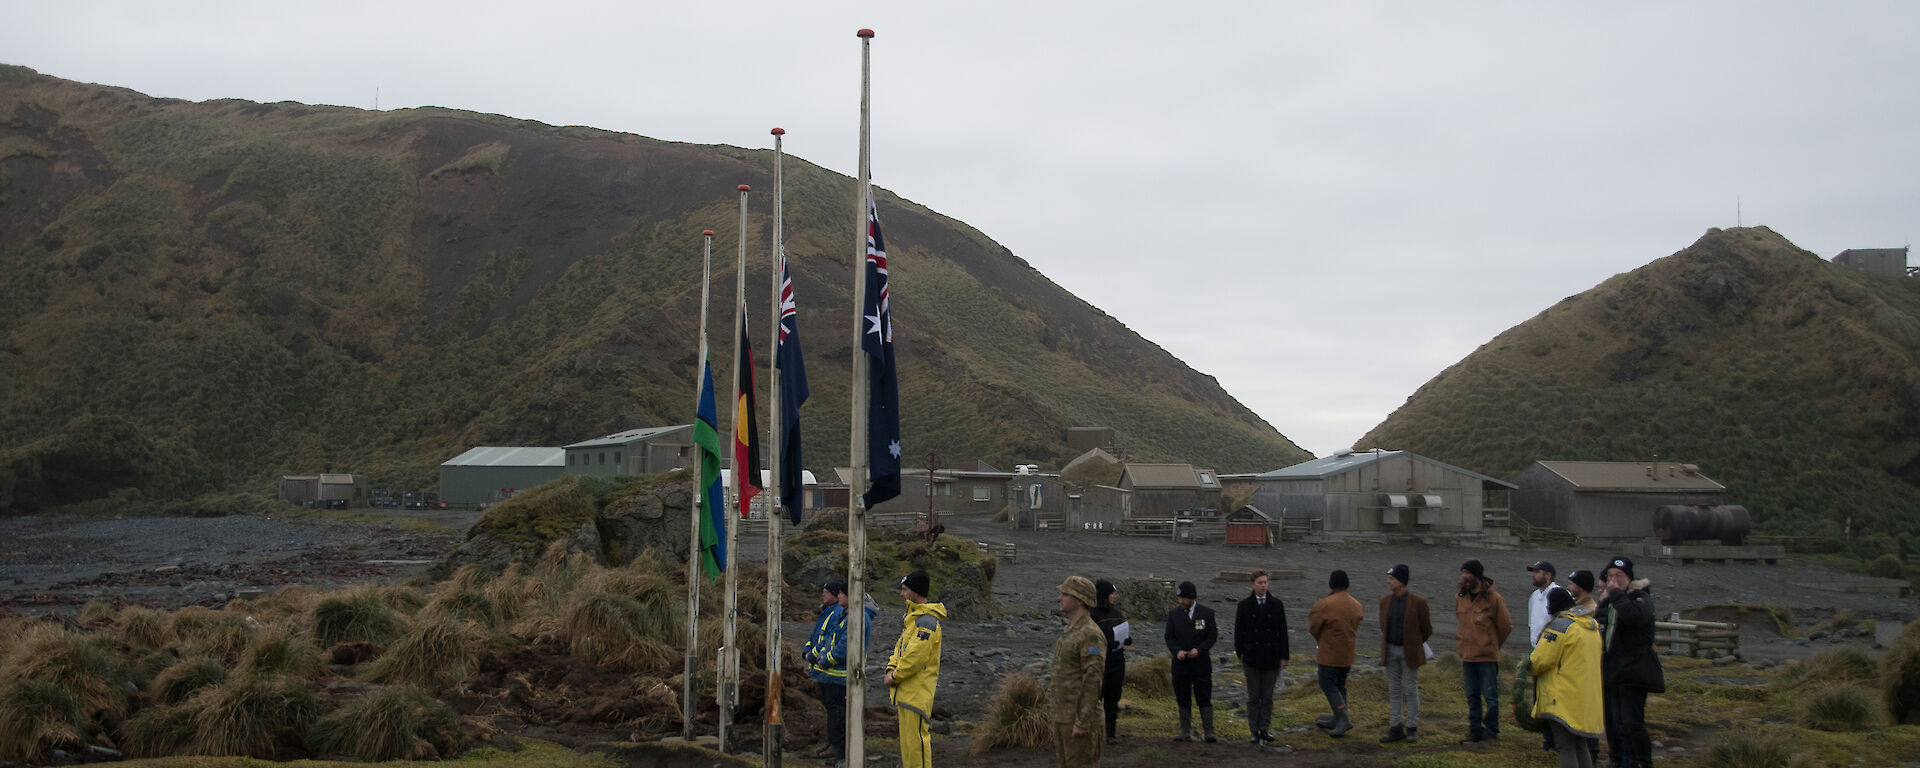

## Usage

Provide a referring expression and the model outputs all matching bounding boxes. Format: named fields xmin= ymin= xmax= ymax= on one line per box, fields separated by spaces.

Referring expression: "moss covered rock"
xmin=440 ymin=472 xmax=693 ymax=574
xmin=781 ymin=524 xmax=998 ymax=620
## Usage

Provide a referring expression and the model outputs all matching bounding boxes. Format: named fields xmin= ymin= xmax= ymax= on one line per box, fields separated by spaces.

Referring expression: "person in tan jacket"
xmin=1308 ymin=569 xmax=1363 ymax=737
xmin=1378 ymin=564 xmax=1432 ymax=743
xmin=1050 ymin=575 xmax=1107 ymax=768
xmin=1454 ymin=559 xmax=1513 ymax=744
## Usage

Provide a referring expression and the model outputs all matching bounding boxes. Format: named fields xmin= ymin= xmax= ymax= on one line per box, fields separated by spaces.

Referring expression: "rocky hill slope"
xmin=1359 ymin=226 xmax=1920 ymax=548
xmin=0 ymin=65 xmax=1308 ymax=512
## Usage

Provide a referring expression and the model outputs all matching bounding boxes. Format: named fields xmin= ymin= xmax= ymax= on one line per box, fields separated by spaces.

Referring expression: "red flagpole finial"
xmin=857 ymin=28 xmax=874 ymax=38
xmin=738 ymin=184 xmax=751 ymax=192
xmin=771 ymin=127 xmax=785 ymax=136
xmin=703 ymin=230 xmax=715 ymax=237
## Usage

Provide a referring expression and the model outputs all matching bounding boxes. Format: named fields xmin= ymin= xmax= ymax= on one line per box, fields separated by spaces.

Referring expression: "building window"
xmin=614 ymin=451 xmax=623 ymax=468
xmin=568 ymin=454 xmax=575 ymax=466
xmin=973 ymin=487 xmax=991 ymax=502
xmin=599 ymin=452 xmax=606 ymax=465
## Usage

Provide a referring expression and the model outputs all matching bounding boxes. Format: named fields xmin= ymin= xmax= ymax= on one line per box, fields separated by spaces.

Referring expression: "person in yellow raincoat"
xmin=886 ymin=570 xmax=945 ymax=768
xmin=1529 ymin=587 xmax=1603 ymax=768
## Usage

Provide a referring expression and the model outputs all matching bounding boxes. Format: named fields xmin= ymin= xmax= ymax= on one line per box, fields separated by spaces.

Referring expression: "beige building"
xmin=1249 ymin=450 xmax=1513 ymax=535
xmin=1511 ymin=460 xmax=1726 ymax=546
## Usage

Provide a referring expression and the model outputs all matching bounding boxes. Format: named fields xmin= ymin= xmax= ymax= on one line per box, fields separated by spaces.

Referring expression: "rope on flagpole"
xmin=684 ymin=230 xmax=716 ymax=741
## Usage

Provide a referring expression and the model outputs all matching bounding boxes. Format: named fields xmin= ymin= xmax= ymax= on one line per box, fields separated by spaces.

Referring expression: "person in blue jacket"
xmin=803 ymin=578 xmax=874 ymax=761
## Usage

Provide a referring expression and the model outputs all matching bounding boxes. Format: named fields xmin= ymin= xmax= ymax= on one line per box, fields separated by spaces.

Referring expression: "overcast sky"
xmin=7 ymin=3 xmax=1917 ymax=459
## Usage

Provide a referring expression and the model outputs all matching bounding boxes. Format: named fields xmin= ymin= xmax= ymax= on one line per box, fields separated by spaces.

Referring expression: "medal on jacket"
xmin=1195 ymin=618 xmax=1205 ymax=632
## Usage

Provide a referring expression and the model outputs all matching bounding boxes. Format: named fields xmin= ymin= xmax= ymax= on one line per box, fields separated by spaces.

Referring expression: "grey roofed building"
xmin=1831 ymin=247 xmax=1910 ymax=279
xmin=563 ymin=425 xmax=694 ymax=477
xmin=1250 ymin=449 xmax=1515 ymax=535
xmin=439 ymin=446 xmax=566 ymax=505
xmin=1118 ymin=463 xmax=1221 ymax=519
xmin=1511 ymin=460 xmax=1726 ymax=545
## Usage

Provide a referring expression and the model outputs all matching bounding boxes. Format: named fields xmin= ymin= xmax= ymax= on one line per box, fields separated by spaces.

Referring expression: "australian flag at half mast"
xmin=861 ymin=195 xmax=901 ymax=507
xmin=776 ymin=248 xmax=809 ymax=523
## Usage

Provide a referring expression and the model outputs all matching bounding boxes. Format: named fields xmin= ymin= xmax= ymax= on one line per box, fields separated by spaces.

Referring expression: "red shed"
xmin=1225 ymin=506 xmax=1277 ymax=548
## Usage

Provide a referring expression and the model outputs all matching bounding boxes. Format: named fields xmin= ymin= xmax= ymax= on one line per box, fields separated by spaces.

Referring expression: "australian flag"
xmin=776 ymin=250 xmax=809 ymax=523
xmin=862 ymin=195 xmax=901 ymax=507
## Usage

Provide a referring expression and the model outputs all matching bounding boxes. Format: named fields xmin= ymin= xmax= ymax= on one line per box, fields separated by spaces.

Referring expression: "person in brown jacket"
xmin=1454 ymin=559 xmax=1513 ymax=744
xmin=1378 ymin=564 xmax=1432 ymax=743
xmin=1308 ymin=569 xmax=1363 ymax=737
xmin=1051 ymin=575 xmax=1107 ymax=768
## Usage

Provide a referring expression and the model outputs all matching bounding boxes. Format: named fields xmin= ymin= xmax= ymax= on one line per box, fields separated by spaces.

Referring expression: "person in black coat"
xmin=1164 ymin=580 xmax=1218 ymax=743
xmin=1090 ymin=579 xmax=1132 ymax=745
xmin=1594 ymin=557 xmax=1664 ymax=768
xmin=1234 ymin=569 xmax=1290 ymax=746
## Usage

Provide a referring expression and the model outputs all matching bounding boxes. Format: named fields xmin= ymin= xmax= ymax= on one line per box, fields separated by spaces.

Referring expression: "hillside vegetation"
xmin=1360 ymin=226 xmax=1920 ymax=551
xmin=0 ymin=65 xmax=1307 ymax=512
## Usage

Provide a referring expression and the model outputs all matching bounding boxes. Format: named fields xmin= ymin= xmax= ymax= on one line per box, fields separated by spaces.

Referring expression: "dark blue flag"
xmin=776 ymin=252 xmax=809 ymax=523
xmin=862 ymin=196 xmax=901 ymax=507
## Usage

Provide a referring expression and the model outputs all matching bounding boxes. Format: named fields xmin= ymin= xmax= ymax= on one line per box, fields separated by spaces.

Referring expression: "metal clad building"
xmin=1511 ymin=460 xmax=1726 ymax=545
xmin=1831 ymin=247 xmax=1910 ymax=279
xmin=1118 ymin=463 xmax=1221 ymax=519
xmin=439 ymin=447 xmax=566 ymax=505
xmin=563 ymin=425 xmax=694 ymax=477
xmin=1249 ymin=450 xmax=1514 ymax=534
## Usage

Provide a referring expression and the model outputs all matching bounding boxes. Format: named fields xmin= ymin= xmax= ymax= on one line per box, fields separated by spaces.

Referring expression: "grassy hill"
xmin=1358 ymin=226 xmax=1920 ymax=552
xmin=0 ymin=65 xmax=1307 ymax=512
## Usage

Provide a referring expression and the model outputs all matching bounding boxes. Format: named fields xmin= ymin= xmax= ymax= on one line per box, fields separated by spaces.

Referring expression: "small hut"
xmin=1224 ymin=505 xmax=1277 ymax=548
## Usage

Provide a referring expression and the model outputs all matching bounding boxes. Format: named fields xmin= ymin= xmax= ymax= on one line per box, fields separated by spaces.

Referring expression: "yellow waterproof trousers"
xmin=898 ymin=708 xmax=932 ymax=768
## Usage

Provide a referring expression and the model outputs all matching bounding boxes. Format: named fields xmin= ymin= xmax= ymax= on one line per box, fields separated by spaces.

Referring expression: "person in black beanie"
xmin=1595 ymin=557 xmax=1662 ymax=768
xmin=1164 ymin=580 xmax=1218 ymax=743
xmin=1090 ymin=579 xmax=1132 ymax=745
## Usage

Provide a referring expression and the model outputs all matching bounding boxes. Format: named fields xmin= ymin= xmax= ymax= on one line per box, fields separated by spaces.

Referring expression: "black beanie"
xmin=1095 ymin=579 xmax=1116 ymax=605
xmin=1177 ymin=581 xmax=1198 ymax=599
xmin=1568 ymin=570 xmax=1595 ymax=594
xmin=1329 ymin=569 xmax=1349 ymax=590
xmin=1388 ymin=564 xmax=1411 ymax=586
xmin=901 ymin=570 xmax=931 ymax=598
xmin=1461 ymin=559 xmax=1485 ymax=580
xmin=1604 ymin=556 xmax=1635 ymax=581
xmin=823 ymin=578 xmax=847 ymax=596
xmin=1546 ymin=585 xmax=1575 ymax=615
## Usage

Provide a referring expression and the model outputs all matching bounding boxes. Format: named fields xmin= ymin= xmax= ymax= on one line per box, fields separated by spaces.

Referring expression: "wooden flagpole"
xmin=684 ymin=229 xmax=716 ymax=740
xmin=845 ymin=27 xmax=875 ymax=768
xmin=721 ymin=183 xmax=751 ymax=752
xmin=763 ymin=126 xmax=788 ymax=768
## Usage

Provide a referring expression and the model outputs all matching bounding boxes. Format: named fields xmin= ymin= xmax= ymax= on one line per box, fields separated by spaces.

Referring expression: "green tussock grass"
xmin=0 ymin=623 xmax=127 ymax=718
xmin=561 ymin=591 xmax=676 ymax=673
xmin=186 ymin=676 xmax=321 ymax=757
xmin=79 ymin=599 xmax=117 ymax=624
xmin=168 ymin=606 xmax=255 ymax=663
xmin=1882 ymin=620 xmax=1920 ymax=724
xmin=1801 ymin=685 xmax=1878 ymax=731
xmin=1773 ymin=647 xmax=1877 ymax=691
xmin=309 ymin=587 xmax=407 ymax=648
xmin=237 ymin=626 xmax=322 ymax=679
xmin=118 ymin=605 xmax=173 ymax=650
xmin=360 ymin=613 xmax=481 ymax=690
xmin=1706 ymin=725 xmax=1811 ymax=768
xmin=308 ymin=684 xmax=468 ymax=760
xmin=0 ymin=677 xmax=86 ymax=762
xmin=1124 ymin=654 xmax=1172 ymax=696
xmin=971 ymin=672 xmax=1052 ymax=754
xmin=151 ymin=655 xmax=230 ymax=705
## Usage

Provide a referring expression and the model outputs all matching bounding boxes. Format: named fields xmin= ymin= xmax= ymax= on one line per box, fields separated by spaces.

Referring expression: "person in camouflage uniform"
xmin=1051 ymin=575 xmax=1107 ymax=767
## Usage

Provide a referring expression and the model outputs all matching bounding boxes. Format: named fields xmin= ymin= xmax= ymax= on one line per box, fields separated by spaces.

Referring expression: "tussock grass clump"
xmin=1802 ymin=685 xmax=1878 ymax=731
xmin=121 ymin=701 xmax=198 ymax=758
xmin=1882 ymin=620 xmax=1920 ymax=724
xmin=1706 ymin=725 xmax=1809 ymax=768
xmin=0 ymin=623 xmax=126 ymax=718
xmin=1869 ymin=554 xmax=1905 ymax=579
xmin=169 ymin=606 xmax=255 ymax=662
xmin=238 ymin=627 xmax=323 ymax=679
xmin=152 ymin=655 xmax=229 ymax=705
xmin=378 ymin=585 xmax=427 ymax=615
xmin=79 ymin=599 xmax=117 ymax=624
xmin=188 ymin=676 xmax=321 ymax=757
xmin=309 ymin=685 xmax=468 ymax=760
xmin=1125 ymin=654 xmax=1172 ymax=696
xmin=423 ymin=569 xmax=503 ymax=629
xmin=535 ymin=543 xmax=598 ymax=598
xmin=0 ymin=677 xmax=85 ymax=762
xmin=361 ymin=614 xmax=481 ymax=690
xmin=561 ymin=592 xmax=675 ymax=672
xmin=310 ymin=588 xmax=406 ymax=648
xmin=1775 ymin=647 xmax=1877 ymax=690
xmin=117 ymin=605 xmax=172 ymax=650
xmin=970 ymin=672 xmax=1052 ymax=754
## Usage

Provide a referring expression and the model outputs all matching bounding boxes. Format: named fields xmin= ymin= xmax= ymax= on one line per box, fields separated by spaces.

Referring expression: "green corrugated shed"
xmin=439 ymin=446 xmax=566 ymax=505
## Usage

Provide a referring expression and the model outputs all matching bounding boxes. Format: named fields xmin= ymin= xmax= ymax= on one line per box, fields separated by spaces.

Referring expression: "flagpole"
xmin=721 ymin=183 xmax=751 ymax=753
xmin=845 ymin=27 xmax=875 ymax=768
xmin=763 ymin=126 xmax=787 ymax=768
xmin=684 ymin=229 xmax=716 ymax=740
